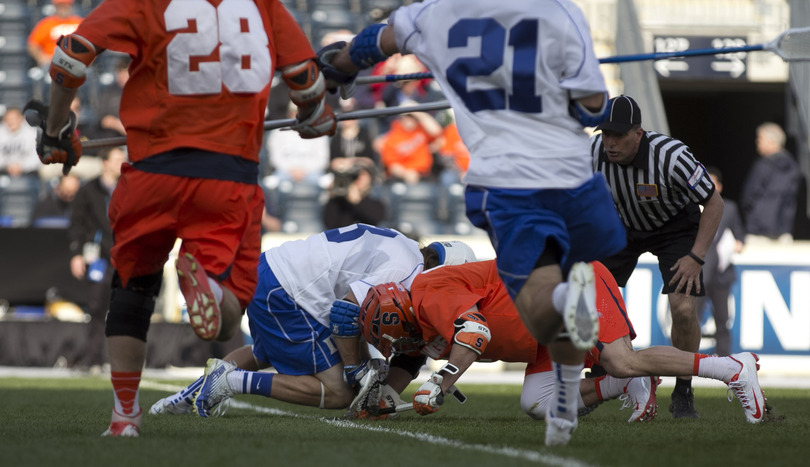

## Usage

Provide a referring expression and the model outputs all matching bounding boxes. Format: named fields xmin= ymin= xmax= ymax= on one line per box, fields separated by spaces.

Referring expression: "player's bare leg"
xmin=667 ymin=292 xmax=701 ymax=418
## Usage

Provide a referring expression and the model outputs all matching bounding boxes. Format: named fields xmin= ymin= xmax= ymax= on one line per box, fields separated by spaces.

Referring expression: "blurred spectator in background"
xmin=0 ymin=107 xmax=41 ymax=178
xmin=741 ymin=122 xmax=801 ymax=244
xmin=68 ymin=146 xmax=126 ymax=371
xmin=329 ymin=98 xmax=378 ymax=173
xmin=435 ymin=110 xmax=470 ymax=187
xmin=375 ymin=108 xmax=441 ymax=184
xmin=27 ymin=0 xmax=83 ymax=67
xmin=27 ymin=0 xmax=84 ymax=101
xmin=95 ymin=57 xmax=130 ymax=139
xmin=266 ymin=103 xmax=330 ymax=187
xmin=322 ymin=164 xmax=386 ymax=229
xmin=698 ymin=167 xmax=745 ymax=357
xmin=261 ymin=187 xmax=282 ymax=234
xmin=31 ymin=173 xmax=80 ymax=223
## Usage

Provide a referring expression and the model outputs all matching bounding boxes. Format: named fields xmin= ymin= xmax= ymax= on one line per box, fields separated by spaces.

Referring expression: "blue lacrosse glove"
xmin=330 ymin=299 xmax=360 ymax=337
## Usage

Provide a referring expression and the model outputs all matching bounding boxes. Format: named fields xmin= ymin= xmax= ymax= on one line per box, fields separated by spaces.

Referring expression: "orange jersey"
xmin=439 ymin=123 xmax=470 ymax=172
xmin=27 ymin=15 xmax=83 ymax=59
xmin=410 ymin=260 xmax=537 ymax=363
xmin=73 ymin=0 xmax=315 ymax=163
xmin=411 ymin=260 xmax=636 ymax=369
xmin=378 ymin=119 xmax=435 ymax=176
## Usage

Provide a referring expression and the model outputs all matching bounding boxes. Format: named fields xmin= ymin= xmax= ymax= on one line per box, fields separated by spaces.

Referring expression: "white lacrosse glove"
xmin=413 ymin=372 xmax=444 ymax=415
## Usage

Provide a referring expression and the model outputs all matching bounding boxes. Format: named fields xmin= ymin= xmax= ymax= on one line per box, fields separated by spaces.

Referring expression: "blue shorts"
xmin=465 ymin=174 xmax=626 ymax=298
xmin=246 ymin=259 xmax=341 ymax=375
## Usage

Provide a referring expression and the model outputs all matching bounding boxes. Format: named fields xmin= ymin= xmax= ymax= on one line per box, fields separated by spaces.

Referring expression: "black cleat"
xmin=669 ymin=387 xmax=700 ymax=419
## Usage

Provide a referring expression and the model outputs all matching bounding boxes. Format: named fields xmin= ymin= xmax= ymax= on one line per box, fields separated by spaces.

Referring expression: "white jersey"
xmin=390 ymin=0 xmax=606 ymax=189
xmin=264 ymin=224 xmax=424 ymax=326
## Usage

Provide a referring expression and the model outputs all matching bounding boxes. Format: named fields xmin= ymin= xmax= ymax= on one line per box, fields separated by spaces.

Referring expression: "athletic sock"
xmin=594 ymin=374 xmax=632 ymax=401
xmin=111 ymin=370 xmax=141 ymax=417
xmin=551 ymin=283 xmax=568 ymax=315
xmin=170 ymin=376 xmax=204 ymax=408
xmin=207 ymin=277 xmax=224 ymax=306
xmin=550 ymin=362 xmax=583 ymax=422
xmin=227 ymin=370 xmax=274 ymax=398
xmin=696 ymin=354 xmax=741 ymax=382
xmin=674 ymin=377 xmax=692 ymax=394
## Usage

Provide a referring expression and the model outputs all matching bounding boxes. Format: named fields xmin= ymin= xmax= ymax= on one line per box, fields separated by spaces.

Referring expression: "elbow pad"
xmin=50 ymin=34 xmax=97 ymax=88
xmin=569 ymin=92 xmax=610 ymax=128
xmin=281 ymin=59 xmax=326 ymax=108
xmin=349 ymin=23 xmax=389 ymax=69
xmin=453 ymin=311 xmax=491 ymax=355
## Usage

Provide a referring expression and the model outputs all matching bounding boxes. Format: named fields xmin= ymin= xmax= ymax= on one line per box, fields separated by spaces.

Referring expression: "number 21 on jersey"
xmin=446 ymin=18 xmax=542 ymax=113
xmin=165 ymin=0 xmax=272 ymax=96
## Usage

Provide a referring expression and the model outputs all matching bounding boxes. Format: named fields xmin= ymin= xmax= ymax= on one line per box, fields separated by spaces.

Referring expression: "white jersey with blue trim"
xmin=390 ymin=0 xmax=606 ymax=189
xmin=264 ymin=224 xmax=424 ymax=326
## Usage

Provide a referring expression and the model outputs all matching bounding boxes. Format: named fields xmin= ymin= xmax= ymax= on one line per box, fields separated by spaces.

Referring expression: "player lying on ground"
xmin=149 ymin=224 xmax=476 ymax=416
xmin=353 ymin=260 xmax=765 ymax=424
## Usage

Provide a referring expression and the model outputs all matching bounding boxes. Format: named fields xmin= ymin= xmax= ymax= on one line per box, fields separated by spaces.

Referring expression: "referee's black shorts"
xmin=599 ymin=209 xmax=705 ymax=296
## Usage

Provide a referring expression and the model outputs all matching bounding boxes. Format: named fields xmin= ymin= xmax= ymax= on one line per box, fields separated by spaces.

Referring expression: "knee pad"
xmin=105 ymin=272 xmax=162 ymax=341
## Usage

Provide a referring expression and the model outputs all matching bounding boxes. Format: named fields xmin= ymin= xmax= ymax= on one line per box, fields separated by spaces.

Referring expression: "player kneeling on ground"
xmin=353 ymin=260 xmax=766 ymax=425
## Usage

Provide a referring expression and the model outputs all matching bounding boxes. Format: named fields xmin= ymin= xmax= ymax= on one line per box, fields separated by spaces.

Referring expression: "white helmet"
xmin=427 ymin=241 xmax=477 ymax=265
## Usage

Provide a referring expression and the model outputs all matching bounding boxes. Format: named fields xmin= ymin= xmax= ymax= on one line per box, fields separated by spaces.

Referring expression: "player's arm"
xmin=317 ymin=24 xmax=399 ymax=97
xmin=569 ymin=91 xmax=610 ymax=127
xmin=279 ymin=59 xmax=336 ymax=139
xmin=329 ymin=290 xmax=370 ymax=387
xmin=413 ymin=305 xmax=490 ymax=415
xmin=46 ymin=34 xmax=98 ymax=136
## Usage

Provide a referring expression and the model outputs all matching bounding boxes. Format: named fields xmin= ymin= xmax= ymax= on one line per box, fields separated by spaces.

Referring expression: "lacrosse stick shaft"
xmin=378 ymin=403 xmax=415 ymax=415
xmin=353 ymin=27 xmax=810 ymax=85
xmin=80 ymin=100 xmax=451 ymax=150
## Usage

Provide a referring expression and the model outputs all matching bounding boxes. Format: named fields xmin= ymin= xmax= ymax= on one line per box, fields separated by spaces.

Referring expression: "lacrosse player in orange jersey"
xmin=357 ymin=260 xmax=766 ymax=426
xmin=30 ymin=0 xmax=337 ymax=438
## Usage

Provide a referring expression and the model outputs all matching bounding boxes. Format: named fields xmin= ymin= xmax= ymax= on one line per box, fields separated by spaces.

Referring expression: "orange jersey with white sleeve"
xmin=71 ymin=0 xmax=315 ymax=163
xmin=409 ymin=260 xmax=537 ymax=363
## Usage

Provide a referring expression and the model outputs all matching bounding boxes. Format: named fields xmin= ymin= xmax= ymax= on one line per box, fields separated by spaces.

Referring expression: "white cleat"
xmin=563 ymin=262 xmax=599 ymax=351
xmin=544 ymin=410 xmax=578 ymax=447
xmin=193 ymin=358 xmax=237 ymax=418
xmin=620 ymin=376 xmax=660 ymax=422
xmin=149 ymin=396 xmax=193 ymax=415
xmin=726 ymin=352 xmax=766 ymax=424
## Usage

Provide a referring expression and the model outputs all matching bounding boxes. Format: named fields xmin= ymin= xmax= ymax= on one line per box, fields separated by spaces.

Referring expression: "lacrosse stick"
xmin=374 ymin=384 xmax=466 ymax=416
xmin=355 ymin=26 xmax=810 ymax=85
xmin=79 ymin=100 xmax=451 ymax=150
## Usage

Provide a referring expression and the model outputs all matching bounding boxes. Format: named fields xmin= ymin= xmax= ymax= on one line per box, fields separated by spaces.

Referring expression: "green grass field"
xmin=0 ymin=377 xmax=807 ymax=467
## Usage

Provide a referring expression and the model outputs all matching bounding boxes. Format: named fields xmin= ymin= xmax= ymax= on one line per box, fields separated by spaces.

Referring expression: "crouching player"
xmin=357 ymin=260 xmax=766 ymax=427
xmin=149 ymin=225 xmax=477 ymax=417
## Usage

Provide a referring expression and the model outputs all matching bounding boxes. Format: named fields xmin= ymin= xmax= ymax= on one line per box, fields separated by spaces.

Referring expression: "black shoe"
xmin=669 ymin=388 xmax=700 ymax=419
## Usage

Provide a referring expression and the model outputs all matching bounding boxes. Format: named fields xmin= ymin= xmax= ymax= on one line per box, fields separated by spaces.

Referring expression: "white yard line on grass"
xmin=141 ymin=381 xmax=598 ymax=467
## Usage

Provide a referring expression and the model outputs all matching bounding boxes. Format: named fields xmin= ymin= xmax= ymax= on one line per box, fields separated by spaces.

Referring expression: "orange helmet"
xmin=360 ymin=283 xmax=424 ymax=358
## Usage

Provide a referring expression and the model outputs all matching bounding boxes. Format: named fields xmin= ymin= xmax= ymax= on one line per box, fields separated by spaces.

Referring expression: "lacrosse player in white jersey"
xmin=318 ymin=0 xmax=628 ymax=445
xmin=150 ymin=223 xmax=477 ymax=417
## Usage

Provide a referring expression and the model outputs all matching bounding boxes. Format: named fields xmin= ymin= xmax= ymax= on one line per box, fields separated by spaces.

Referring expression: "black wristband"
xmin=688 ymin=251 xmax=705 ymax=266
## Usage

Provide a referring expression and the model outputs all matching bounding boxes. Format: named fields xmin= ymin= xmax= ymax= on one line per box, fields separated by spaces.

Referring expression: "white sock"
xmin=551 ymin=283 xmax=568 ymax=315
xmin=697 ymin=356 xmax=740 ymax=382
xmin=551 ymin=362 xmax=583 ymax=421
xmin=226 ymin=369 xmax=246 ymax=394
xmin=207 ymin=277 xmax=224 ymax=305
xmin=596 ymin=375 xmax=633 ymax=400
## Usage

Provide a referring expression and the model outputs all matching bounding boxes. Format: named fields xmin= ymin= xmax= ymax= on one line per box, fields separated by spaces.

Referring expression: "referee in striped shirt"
xmin=591 ymin=95 xmax=724 ymax=419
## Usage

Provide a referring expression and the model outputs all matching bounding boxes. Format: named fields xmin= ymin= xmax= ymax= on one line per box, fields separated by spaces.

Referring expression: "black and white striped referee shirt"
xmin=591 ymin=131 xmax=715 ymax=232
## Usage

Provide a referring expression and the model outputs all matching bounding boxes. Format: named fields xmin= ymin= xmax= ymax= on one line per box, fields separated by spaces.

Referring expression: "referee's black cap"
xmin=596 ymin=95 xmax=642 ymax=133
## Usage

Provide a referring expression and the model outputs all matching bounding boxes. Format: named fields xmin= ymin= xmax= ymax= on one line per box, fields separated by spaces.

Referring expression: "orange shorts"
xmin=525 ymin=262 xmax=635 ymax=375
xmin=109 ymin=164 xmax=263 ymax=308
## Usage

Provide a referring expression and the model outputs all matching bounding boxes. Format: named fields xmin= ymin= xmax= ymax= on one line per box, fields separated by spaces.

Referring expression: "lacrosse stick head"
xmin=771 ymin=27 xmax=810 ymax=61
xmin=360 ymin=283 xmax=424 ymax=358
